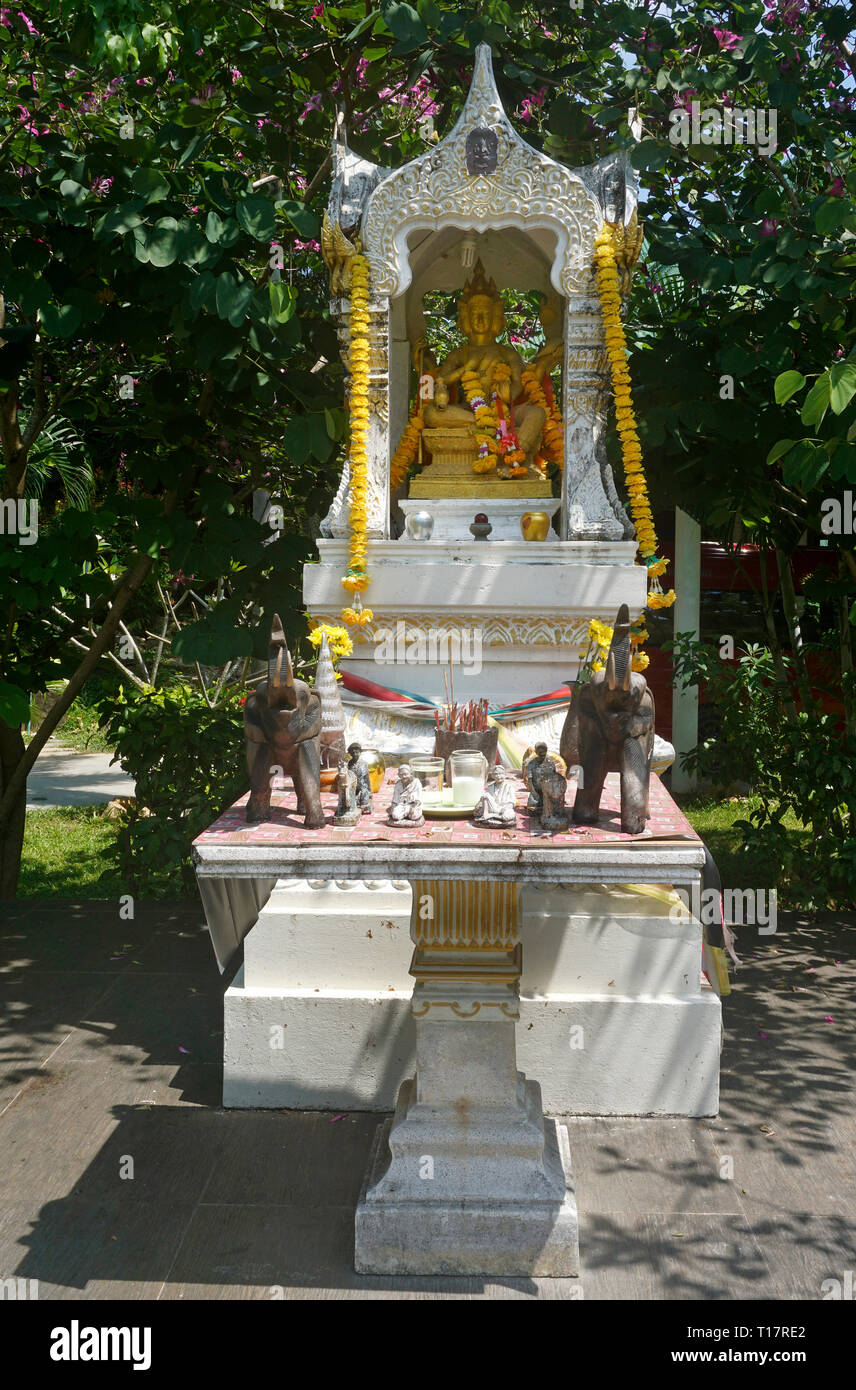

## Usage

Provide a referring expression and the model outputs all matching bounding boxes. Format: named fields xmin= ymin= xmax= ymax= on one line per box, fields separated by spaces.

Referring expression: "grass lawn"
xmin=19 ymin=807 xmax=131 ymax=899
xmin=18 ymin=794 xmax=812 ymax=904
xmin=674 ymin=792 xmax=811 ymax=896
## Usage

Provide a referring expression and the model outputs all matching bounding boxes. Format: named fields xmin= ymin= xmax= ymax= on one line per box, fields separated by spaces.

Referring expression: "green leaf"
xmin=782 ymin=441 xmax=827 ymax=490
xmin=40 ymin=303 xmax=83 ymax=338
xmin=236 ymin=194 xmax=276 ymax=241
xmin=829 ymin=444 xmax=856 ymax=483
xmin=382 ymin=1 xmax=427 ymax=52
xmin=800 ymin=374 xmax=831 ymax=428
xmin=345 ymin=9 xmax=380 ymax=42
xmin=829 ymin=362 xmax=856 ymax=415
xmin=142 ymin=216 xmax=181 ymax=267
xmin=215 ymin=271 xmax=256 ymax=326
xmin=93 ymin=202 xmax=145 ymax=239
xmin=283 ymin=416 xmax=312 ymax=467
xmin=132 ymin=169 xmax=170 ymax=203
xmin=279 ymin=199 xmax=318 ymax=240
xmin=268 ymin=281 xmax=296 ymax=323
xmin=630 ymin=139 xmax=668 ymax=172
xmin=0 ymin=680 xmax=30 ymax=727
xmin=59 ymin=179 xmax=87 ymax=205
xmin=766 ymin=438 xmax=795 ymax=466
xmin=774 ymin=370 xmax=806 ymax=405
xmin=816 ymin=198 xmax=850 ymax=237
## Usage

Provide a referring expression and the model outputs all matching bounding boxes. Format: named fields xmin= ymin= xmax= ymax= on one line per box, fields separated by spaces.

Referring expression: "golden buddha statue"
xmin=409 ymin=262 xmax=561 ymax=499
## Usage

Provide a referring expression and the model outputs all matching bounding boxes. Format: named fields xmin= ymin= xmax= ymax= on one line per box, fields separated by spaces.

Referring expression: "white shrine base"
xmin=223 ymin=882 xmax=721 ymax=1117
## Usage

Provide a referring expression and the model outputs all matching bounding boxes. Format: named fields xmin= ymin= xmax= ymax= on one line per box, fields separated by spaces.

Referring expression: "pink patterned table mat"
xmin=194 ymin=771 xmax=699 ymax=850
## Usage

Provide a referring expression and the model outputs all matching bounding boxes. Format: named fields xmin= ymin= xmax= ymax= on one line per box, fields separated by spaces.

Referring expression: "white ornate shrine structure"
xmin=207 ymin=48 xmax=723 ymax=1276
xmin=306 ymin=44 xmax=646 ymax=722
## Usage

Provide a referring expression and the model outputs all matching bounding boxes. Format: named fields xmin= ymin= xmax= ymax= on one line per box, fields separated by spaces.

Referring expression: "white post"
xmin=671 ymin=506 xmax=700 ymax=793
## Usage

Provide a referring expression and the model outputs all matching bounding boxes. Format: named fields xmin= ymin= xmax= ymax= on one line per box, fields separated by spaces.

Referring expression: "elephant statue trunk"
xmin=243 ymin=613 xmax=325 ymax=828
xmin=560 ymin=603 xmax=654 ymax=836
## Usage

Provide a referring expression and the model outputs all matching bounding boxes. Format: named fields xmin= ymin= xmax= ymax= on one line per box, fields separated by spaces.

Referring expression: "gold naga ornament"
xmin=321 ymin=211 xmax=362 ymax=296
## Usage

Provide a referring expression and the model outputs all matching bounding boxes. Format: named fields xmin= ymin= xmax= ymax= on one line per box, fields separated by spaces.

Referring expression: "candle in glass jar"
xmin=451 ymin=774 xmax=485 ymax=805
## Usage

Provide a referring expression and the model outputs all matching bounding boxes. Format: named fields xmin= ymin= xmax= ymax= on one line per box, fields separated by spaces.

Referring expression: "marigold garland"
xmin=389 ymin=406 xmax=426 ymax=491
xmin=461 ymin=368 xmax=501 ymax=472
xmin=522 ymin=366 xmax=563 ymax=468
xmin=593 ymin=223 xmax=675 ymax=618
xmin=341 ymin=254 xmax=372 ymax=611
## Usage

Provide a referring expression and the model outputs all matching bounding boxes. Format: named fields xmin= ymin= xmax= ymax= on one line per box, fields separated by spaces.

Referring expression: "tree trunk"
xmin=840 ymin=554 xmax=855 ymax=741
xmin=0 ymin=720 xmax=27 ymax=898
xmin=775 ymin=547 xmax=815 ymax=714
xmin=0 ymin=553 xmax=154 ymax=894
xmin=758 ymin=543 xmax=798 ymax=724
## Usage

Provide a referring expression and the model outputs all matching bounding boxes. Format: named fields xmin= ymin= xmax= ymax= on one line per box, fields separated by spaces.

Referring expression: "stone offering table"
xmin=194 ymin=772 xmax=712 ymax=1276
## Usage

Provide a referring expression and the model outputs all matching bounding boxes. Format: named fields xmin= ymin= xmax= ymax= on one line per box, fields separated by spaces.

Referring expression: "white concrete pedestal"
xmin=356 ymin=1089 xmax=577 ymax=1276
xmin=354 ymin=885 xmax=579 ymax=1276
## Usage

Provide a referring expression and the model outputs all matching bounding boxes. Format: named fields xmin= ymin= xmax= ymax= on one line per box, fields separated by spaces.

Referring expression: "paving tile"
xmin=55 ymin=971 xmax=223 ymax=1070
xmin=757 ymin=1213 xmax=856 ymax=1301
xmin=580 ymin=1213 xmax=772 ymax=1300
xmin=200 ymin=1110 xmax=380 ymax=1209
xmin=0 ymin=1198 xmax=195 ymax=1298
xmin=0 ymin=1064 xmax=223 ymax=1201
xmin=566 ymin=1116 xmax=740 ymax=1216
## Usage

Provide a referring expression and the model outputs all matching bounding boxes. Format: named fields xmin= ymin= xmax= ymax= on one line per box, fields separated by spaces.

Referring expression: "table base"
xmin=355 ymin=1077 xmax=579 ymax=1277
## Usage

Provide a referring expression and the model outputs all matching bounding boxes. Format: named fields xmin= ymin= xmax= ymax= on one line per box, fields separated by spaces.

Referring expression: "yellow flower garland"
xmin=593 ymin=224 xmax=675 ymax=613
xmin=389 ymin=406 xmax=426 ymax=491
xmin=461 ymin=367 xmax=501 ymax=473
xmin=341 ymin=254 xmax=371 ymax=610
xmin=522 ymin=366 xmax=563 ymax=468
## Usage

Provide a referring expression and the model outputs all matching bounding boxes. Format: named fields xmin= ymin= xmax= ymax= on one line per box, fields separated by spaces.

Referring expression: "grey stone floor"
xmin=0 ymin=900 xmax=853 ymax=1300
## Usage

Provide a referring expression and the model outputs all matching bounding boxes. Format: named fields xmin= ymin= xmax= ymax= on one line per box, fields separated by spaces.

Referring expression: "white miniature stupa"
xmin=314 ymin=631 xmax=347 ymax=769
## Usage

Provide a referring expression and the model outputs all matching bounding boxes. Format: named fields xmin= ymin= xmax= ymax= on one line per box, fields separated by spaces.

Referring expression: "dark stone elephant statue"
xmin=560 ymin=603 xmax=654 ymax=835
xmin=243 ymin=613 xmax=325 ymax=828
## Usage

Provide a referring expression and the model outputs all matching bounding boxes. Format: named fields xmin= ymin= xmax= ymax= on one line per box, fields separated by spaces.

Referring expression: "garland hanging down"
xmin=341 ymin=253 xmax=373 ymax=625
xmin=521 ymin=366 xmax=563 ymax=469
xmin=593 ymin=224 xmax=675 ymax=612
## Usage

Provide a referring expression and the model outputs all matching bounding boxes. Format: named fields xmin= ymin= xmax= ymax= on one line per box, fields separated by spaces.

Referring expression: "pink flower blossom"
xmin=312 ymin=2 xmax=323 ymax=14
xmin=3 ymin=8 xmax=39 ymax=34
xmin=294 ymin=238 xmax=321 ymax=252
xmin=712 ymin=28 xmax=741 ymax=50
xmin=827 ymin=176 xmax=845 ymax=196
xmin=760 ymin=218 xmax=780 ymax=237
xmin=300 ymin=92 xmax=323 ymax=120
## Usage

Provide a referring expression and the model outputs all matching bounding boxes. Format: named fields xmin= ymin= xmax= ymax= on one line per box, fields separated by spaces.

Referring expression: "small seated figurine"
xmin=387 ymin=763 xmax=424 ymax=827
xmin=332 ymin=758 xmax=360 ymax=826
xmin=523 ymin=742 xmax=551 ymax=817
xmin=474 ymin=765 xmax=517 ymax=827
xmin=348 ymin=742 xmax=373 ymax=815
xmin=538 ymin=759 xmax=568 ymax=832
